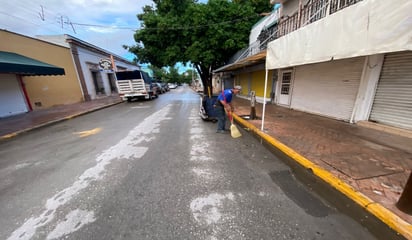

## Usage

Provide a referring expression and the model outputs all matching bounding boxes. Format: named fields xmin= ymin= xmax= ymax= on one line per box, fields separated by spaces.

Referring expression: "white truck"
xmin=115 ymin=70 xmax=157 ymax=102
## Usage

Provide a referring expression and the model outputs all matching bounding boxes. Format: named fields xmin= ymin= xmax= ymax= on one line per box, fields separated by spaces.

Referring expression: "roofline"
xmin=63 ymin=34 xmax=138 ymax=66
xmin=0 ymin=29 xmax=70 ymax=50
xmin=214 ymin=51 xmax=267 ymax=73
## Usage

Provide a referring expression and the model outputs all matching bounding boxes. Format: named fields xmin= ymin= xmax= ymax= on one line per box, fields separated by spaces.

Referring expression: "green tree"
xmin=126 ymin=0 xmax=270 ymax=94
xmin=150 ymin=65 xmax=168 ymax=82
xmin=148 ymin=64 xmax=197 ymax=84
xmin=180 ymin=69 xmax=197 ymax=84
xmin=168 ymin=67 xmax=181 ymax=84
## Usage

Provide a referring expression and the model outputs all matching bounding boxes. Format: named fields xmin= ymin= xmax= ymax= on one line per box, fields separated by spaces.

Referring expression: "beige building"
xmin=0 ymin=30 xmax=140 ymax=118
xmin=0 ymin=30 xmax=81 ymax=117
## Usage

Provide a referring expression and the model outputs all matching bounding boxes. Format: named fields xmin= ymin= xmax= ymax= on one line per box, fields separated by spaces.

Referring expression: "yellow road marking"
xmin=1 ymin=133 xmax=18 ymax=139
xmin=74 ymin=128 xmax=102 ymax=138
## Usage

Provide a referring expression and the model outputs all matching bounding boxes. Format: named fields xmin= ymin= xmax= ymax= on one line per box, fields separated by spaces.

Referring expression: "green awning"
xmin=0 ymin=51 xmax=65 ymax=76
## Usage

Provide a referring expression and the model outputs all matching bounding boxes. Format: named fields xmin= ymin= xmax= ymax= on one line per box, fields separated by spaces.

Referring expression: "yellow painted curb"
xmin=233 ymin=114 xmax=412 ymax=240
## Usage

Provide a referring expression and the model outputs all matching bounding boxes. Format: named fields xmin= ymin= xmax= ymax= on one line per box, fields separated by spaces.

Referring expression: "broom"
xmin=227 ymin=111 xmax=242 ymax=138
xmin=220 ymin=89 xmax=241 ymax=138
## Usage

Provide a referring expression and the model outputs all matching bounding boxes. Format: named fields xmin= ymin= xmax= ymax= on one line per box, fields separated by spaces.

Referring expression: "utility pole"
xmin=192 ymin=64 xmax=194 ymax=85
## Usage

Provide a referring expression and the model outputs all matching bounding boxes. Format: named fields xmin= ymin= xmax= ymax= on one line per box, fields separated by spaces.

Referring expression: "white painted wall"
xmin=76 ymin=47 xmax=139 ymax=100
xmin=249 ymin=11 xmax=279 ymax=44
xmin=350 ymin=54 xmax=384 ymax=123
xmin=267 ymin=0 xmax=412 ymax=69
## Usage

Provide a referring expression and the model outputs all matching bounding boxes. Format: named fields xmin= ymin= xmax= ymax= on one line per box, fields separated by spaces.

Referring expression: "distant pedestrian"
xmin=214 ymin=86 xmax=242 ymax=133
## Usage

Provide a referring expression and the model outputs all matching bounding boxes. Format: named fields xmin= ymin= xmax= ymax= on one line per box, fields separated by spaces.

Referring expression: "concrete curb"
xmin=0 ymin=100 xmax=123 ymax=141
xmin=233 ymin=113 xmax=412 ymax=240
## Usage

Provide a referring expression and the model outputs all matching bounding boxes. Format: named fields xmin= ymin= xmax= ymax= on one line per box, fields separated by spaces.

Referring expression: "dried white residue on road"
xmin=8 ymin=105 xmax=172 ymax=240
xmin=46 ymin=209 xmax=95 ymax=240
xmin=188 ymin=109 xmax=238 ymax=238
xmin=190 ymin=192 xmax=235 ymax=225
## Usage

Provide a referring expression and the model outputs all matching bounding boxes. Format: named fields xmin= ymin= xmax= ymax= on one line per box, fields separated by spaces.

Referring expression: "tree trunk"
xmin=196 ymin=64 xmax=213 ymax=96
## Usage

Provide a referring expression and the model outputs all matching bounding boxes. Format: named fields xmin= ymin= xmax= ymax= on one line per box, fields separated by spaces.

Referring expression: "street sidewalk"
xmin=0 ymin=93 xmax=411 ymax=238
xmin=0 ymin=95 xmax=123 ymax=140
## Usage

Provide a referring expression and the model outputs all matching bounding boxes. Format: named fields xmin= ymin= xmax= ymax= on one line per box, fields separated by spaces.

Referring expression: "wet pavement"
xmin=0 ymin=92 xmax=411 ymax=239
xmin=232 ymin=96 xmax=412 ymax=239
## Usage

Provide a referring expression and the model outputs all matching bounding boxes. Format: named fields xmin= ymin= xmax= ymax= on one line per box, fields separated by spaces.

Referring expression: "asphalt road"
xmin=0 ymin=86 xmax=377 ymax=240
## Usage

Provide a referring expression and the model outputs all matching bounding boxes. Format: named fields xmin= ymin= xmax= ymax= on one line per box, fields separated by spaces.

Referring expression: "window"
xmin=91 ymin=71 xmax=105 ymax=94
xmin=281 ymin=72 xmax=292 ymax=94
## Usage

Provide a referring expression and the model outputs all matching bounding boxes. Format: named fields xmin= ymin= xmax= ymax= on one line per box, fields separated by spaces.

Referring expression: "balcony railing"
xmin=274 ymin=0 xmax=364 ymax=44
xmin=330 ymin=0 xmax=363 ymax=14
xmin=233 ymin=0 xmax=363 ymax=63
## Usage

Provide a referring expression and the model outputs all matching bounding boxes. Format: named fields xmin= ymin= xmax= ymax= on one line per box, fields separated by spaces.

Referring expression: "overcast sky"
xmin=0 ymin=0 xmax=153 ymax=61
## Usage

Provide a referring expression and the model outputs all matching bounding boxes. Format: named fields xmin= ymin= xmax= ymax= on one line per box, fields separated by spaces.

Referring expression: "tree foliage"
xmin=149 ymin=65 xmax=197 ymax=84
xmin=150 ymin=65 xmax=167 ymax=81
xmin=126 ymin=0 xmax=271 ymax=93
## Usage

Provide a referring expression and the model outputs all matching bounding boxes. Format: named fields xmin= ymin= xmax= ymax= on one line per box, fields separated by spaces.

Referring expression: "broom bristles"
xmin=230 ymin=123 xmax=242 ymax=138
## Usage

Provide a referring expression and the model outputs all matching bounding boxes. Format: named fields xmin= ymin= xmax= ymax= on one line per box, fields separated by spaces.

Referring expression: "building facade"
xmin=216 ymin=0 xmax=412 ymax=134
xmin=0 ymin=30 xmax=140 ymax=118
xmin=37 ymin=35 xmax=140 ymax=101
xmin=266 ymin=0 xmax=412 ymax=131
xmin=0 ymin=30 xmax=79 ymax=117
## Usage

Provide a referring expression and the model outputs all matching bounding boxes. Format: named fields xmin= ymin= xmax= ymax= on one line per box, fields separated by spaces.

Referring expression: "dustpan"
xmin=228 ymin=111 xmax=242 ymax=138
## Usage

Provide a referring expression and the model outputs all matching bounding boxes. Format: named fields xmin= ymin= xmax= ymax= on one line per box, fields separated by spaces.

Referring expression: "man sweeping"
xmin=214 ymin=86 xmax=242 ymax=137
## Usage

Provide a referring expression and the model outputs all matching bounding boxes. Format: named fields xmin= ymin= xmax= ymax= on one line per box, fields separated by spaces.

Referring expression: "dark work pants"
xmin=215 ymin=105 xmax=227 ymax=131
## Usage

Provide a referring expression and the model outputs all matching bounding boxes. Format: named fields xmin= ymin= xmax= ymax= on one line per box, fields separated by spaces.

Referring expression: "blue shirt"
xmin=217 ymin=89 xmax=233 ymax=103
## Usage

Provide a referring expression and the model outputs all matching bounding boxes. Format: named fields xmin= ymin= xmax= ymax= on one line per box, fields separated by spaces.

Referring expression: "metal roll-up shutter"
xmin=370 ymin=51 xmax=412 ymax=130
xmin=0 ymin=74 xmax=28 ymax=117
xmin=291 ymin=57 xmax=364 ymax=121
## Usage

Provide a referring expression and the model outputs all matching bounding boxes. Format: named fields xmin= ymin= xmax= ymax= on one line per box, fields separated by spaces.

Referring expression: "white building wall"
xmin=281 ymin=0 xmax=309 ymax=17
xmin=291 ymin=57 xmax=364 ymax=121
xmin=266 ymin=0 xmax=412 ymax=70
xmin=350 ymin=54 xmax=384 ymax=123
xmin=76 ymin=47 xmax=139 ymax=100
xmin=249 ymin=11 xmax=279 ymax=45
xmin=77 ymin=48 xmax=103 ymax=100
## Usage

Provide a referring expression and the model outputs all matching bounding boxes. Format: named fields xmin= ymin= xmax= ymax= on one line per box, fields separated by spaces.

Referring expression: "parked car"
xmin=161 ymin=82 xmax=169 ymax=91
xmin=168 ymin=83 xmax=177 ymax=89
xmin=154 ymin=82 xmax=165 ymax=94
xmin=151 ymin=83 xmax=160 ymax=97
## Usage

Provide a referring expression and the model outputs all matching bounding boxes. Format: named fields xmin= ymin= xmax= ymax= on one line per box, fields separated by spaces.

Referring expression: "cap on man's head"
xmin=234 ymin=85 xmax=242 ymax=91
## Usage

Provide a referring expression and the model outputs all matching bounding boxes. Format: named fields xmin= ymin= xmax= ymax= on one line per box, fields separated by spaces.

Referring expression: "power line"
xmin=70 ymin=22 xmax=138 ymax=31
xmin=0 ymin=3 xmax=70 ymax=35
xmin=69 ymin=14 xmax=258 ymax=31
xmin=1 ymin=2 xmax=259 ymax=35
xmin=0 ymin=10 xmax=46 ymax=29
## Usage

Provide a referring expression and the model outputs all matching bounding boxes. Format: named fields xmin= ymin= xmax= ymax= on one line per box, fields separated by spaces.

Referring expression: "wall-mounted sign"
xmin=99 ymin=59 xmax=112 ymax=70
